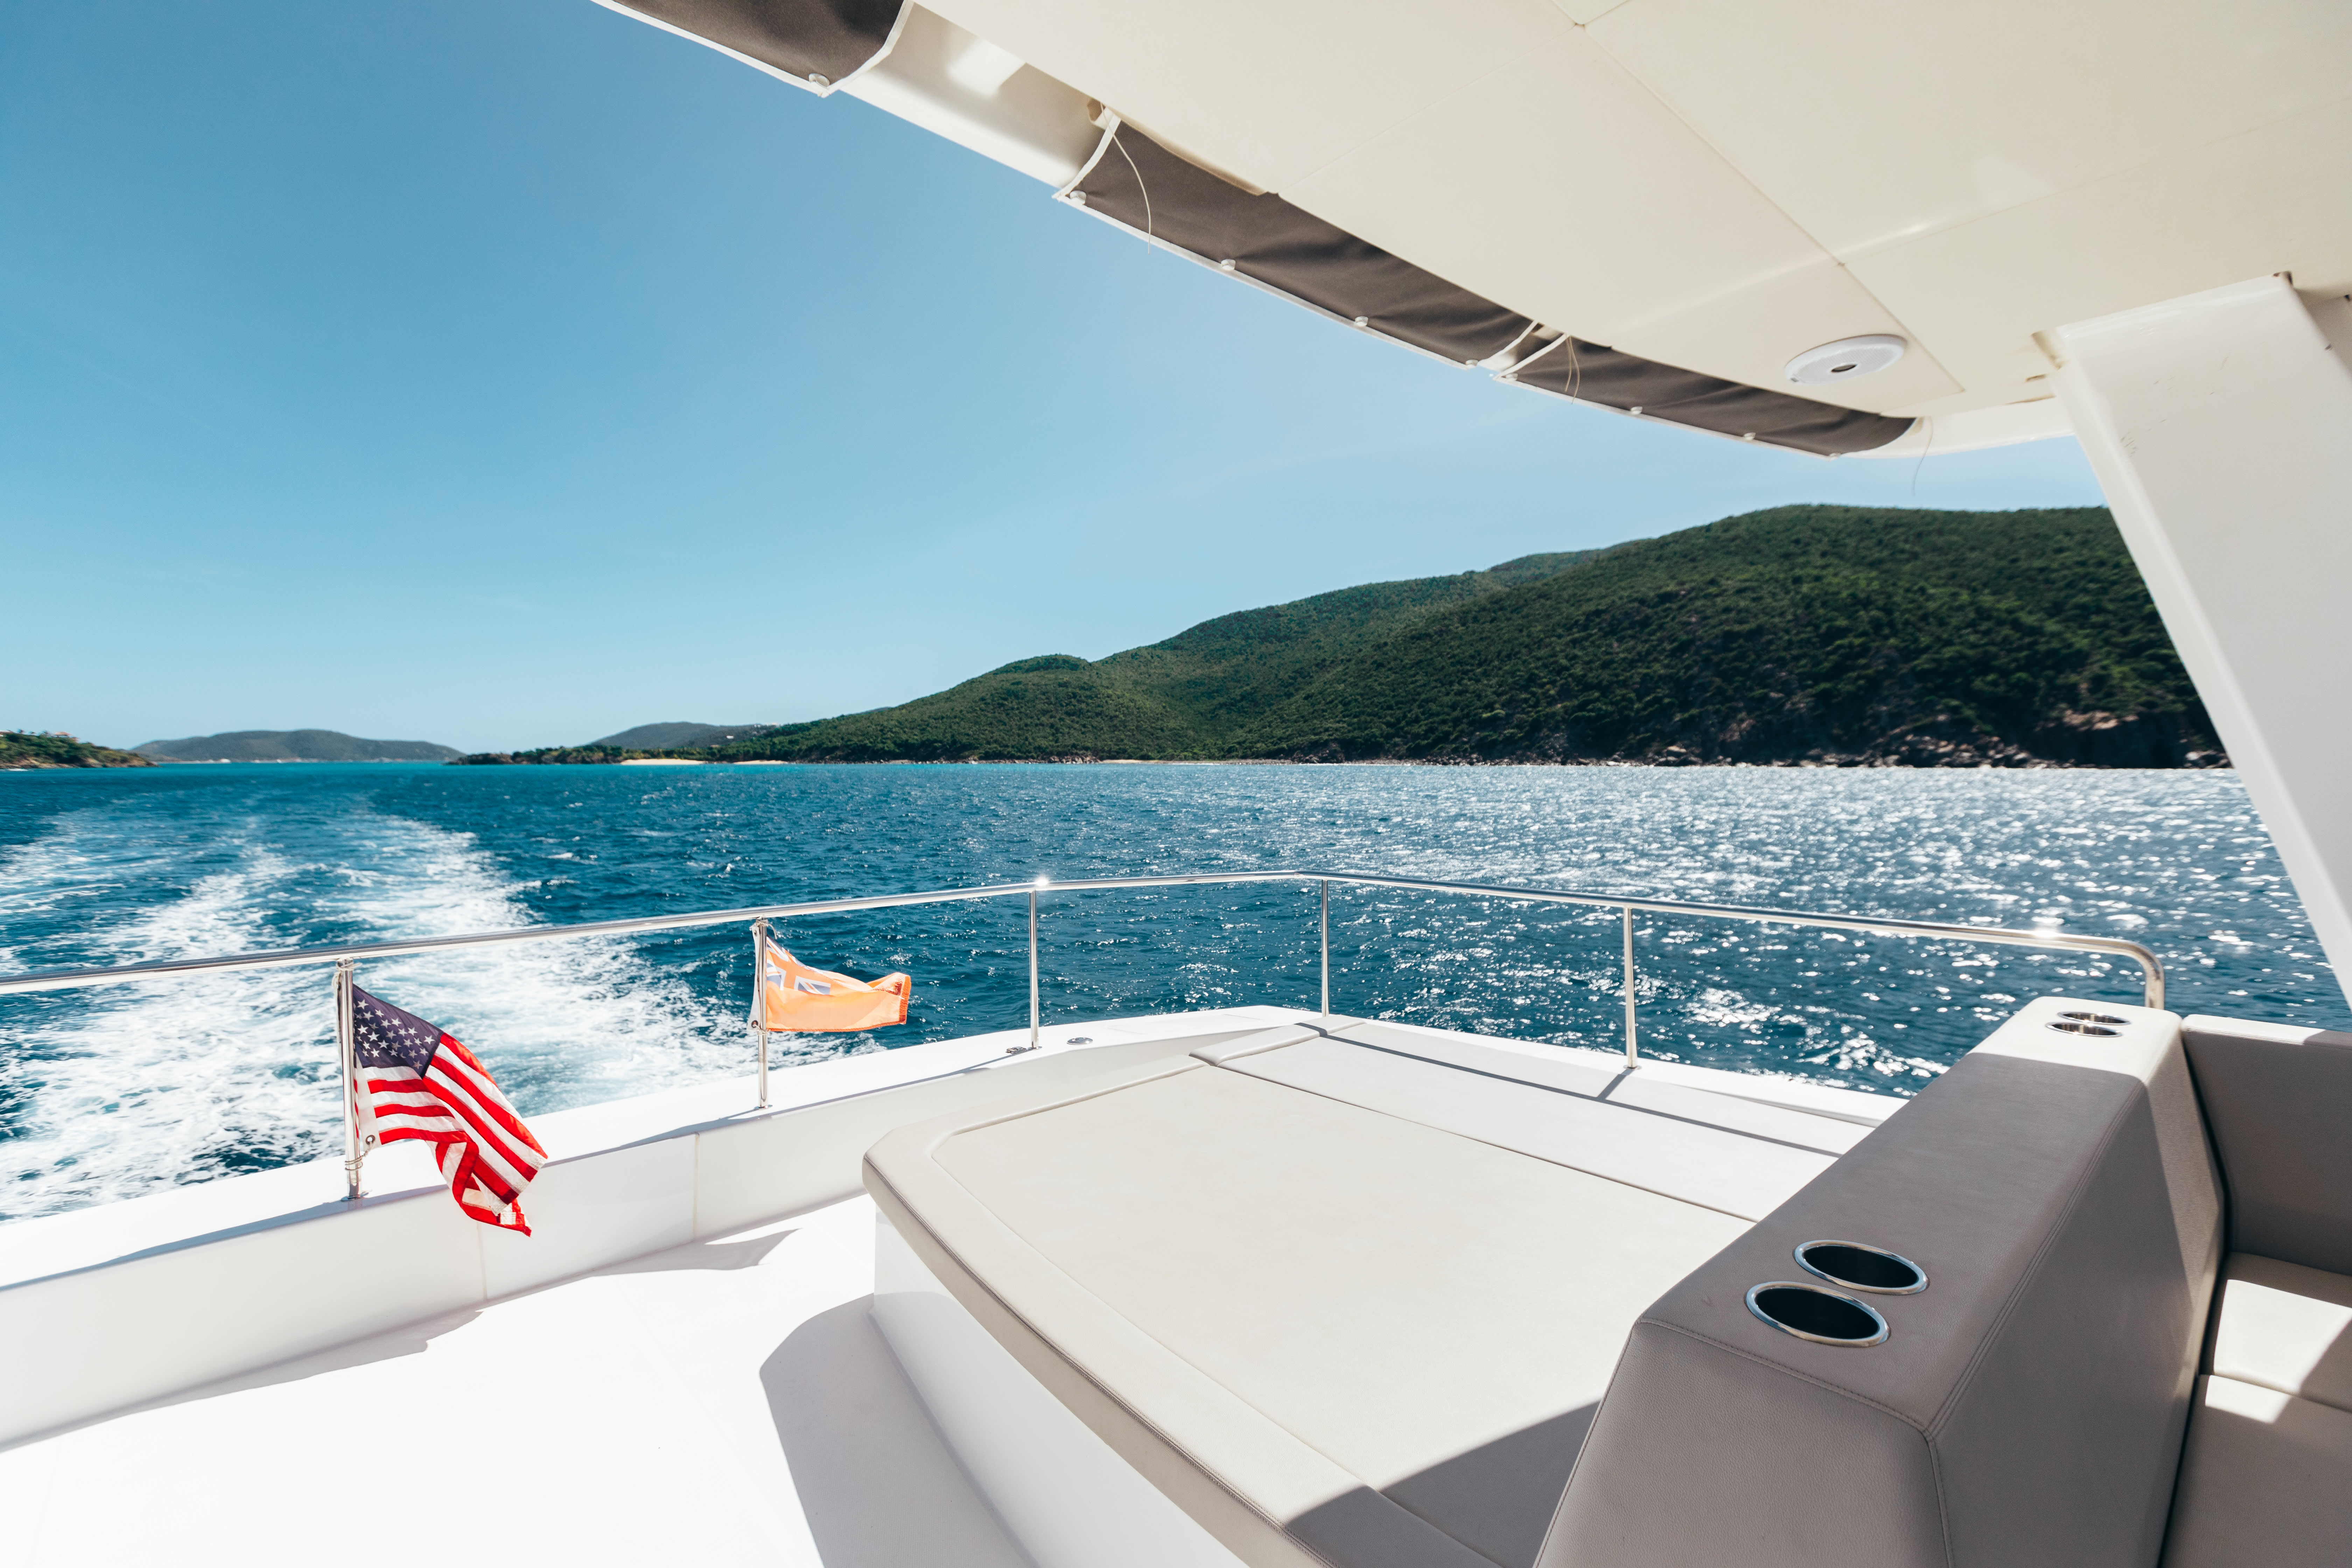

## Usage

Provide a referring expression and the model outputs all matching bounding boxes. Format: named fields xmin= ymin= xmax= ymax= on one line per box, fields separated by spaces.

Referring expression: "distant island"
xmin=136 ymin=729 xmax=462 ymax=763
xmin=590 ymin=722 xmax=773 ymax=750
xmin=457 ymin=505 xmax=2226 ymax=770
xmin=455 ymin=722 xmax=780 ymax=766
xmin=0 ymin=732 xmax=156 ymax=769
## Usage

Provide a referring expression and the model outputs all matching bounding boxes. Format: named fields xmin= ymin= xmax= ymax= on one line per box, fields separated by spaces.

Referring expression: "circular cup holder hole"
xmin=1746 ymin=1283 xmax=1888 ymax=1346
xmin=1797 ymin=1240 xmax=1927 ymax=1294
xmin=2046 ymin=1020 xmax=2119 ymax=1036
xmin=2058 ymin=1010 xmax=2127 ymax=1025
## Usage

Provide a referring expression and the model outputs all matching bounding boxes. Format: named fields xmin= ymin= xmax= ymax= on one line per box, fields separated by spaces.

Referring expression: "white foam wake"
xmin=0 ymin=803 xmax=748 ymax=1222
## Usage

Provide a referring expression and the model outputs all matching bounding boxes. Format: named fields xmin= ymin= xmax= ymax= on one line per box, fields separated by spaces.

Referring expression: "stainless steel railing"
xmin=0 ymin=869 xmax=2163 ymax=1193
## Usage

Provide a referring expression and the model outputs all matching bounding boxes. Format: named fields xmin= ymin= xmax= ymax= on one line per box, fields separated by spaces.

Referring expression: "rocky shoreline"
xmin=0 ymin=732 xmax=155 ymax=770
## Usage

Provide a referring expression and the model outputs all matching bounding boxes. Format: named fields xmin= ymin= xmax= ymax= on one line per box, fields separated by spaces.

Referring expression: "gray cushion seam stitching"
xmin=1320 ymin=1035 xmax=1848 ymax=1155
xmin=1640 ymin=1319 xmax=1928 ymax=1431
xmin=1216 ymin=1061 xmax=1766 ymax=1223
xmin=929 ymin=1051 xmax=1244 ymax=1146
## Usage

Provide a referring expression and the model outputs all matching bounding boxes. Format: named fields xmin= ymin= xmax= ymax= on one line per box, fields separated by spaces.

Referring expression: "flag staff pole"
xmin=1319 ymin=879 xmax=1330 ymax=1019
xmin=335 ymin=960 xmax=363 ymax=1202
xmin=751 ymin=918 xmax=771 ymax=1110
xmin=1621 ymin=906 xmax=1639 ymax=1069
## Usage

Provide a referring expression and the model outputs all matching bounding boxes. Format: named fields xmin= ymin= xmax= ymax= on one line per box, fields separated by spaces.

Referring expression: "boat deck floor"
xmin=0 ymin=1194 xmax=1021 ymax=1566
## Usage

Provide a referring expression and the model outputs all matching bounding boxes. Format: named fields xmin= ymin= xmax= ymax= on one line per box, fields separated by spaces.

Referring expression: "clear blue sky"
xmin=2 ymin=0 xmax=2106 ymax=754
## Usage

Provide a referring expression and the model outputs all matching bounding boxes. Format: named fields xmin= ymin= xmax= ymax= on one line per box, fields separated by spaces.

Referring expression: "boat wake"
xmin=0 ymin=800 xmax=746 ymax=1222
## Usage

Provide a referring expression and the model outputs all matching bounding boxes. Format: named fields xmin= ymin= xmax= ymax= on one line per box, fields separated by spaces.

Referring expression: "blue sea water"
xmin=1 ymin=762 xmax=2341 ymax=1222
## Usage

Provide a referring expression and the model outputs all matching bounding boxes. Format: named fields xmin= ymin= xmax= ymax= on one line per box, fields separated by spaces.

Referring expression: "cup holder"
xmin=1796 ymin=1240 xmax=1927 ymax=1295
xmin=2058 ymin=1010 xmax=2127 ymax=1024
xmin=1745 ymin=1283 xmax=1889 ymax=1346
xmin=2046 ymin=1020 xmax=2119 ymax=1037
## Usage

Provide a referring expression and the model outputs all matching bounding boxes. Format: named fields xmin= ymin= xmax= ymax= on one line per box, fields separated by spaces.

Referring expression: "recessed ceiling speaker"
xmin=1786 ymin=335 xmax=1907 ymax=385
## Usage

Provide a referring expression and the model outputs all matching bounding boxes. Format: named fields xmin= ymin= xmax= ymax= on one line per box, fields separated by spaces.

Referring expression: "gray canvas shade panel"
xmin=616 ymin=0 xmax=903 ymax=87
xmin=1065 ymin=126 xmax=1916 ymax=458
xmin=1506 ymin=335 xmax=1917 ymax=456
xmin=1066 ymin=126 xmax=1536 ymax=368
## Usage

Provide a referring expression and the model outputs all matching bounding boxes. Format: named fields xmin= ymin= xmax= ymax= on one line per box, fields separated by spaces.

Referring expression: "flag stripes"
xmin=351 ymin=985 xmax=546 ymax=1234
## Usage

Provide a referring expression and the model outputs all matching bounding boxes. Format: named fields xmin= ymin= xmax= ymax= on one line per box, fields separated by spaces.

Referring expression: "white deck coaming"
xmin=0 ymin=1016 xmax=1062 ymax=1292
xmin=919 ymin=0 xmax=2352 ymax=425
xmin=0 ymin=1006 xmax=1311 ymax=1447
xmin=0 ymin=1005 xmax=1896 ymax=1297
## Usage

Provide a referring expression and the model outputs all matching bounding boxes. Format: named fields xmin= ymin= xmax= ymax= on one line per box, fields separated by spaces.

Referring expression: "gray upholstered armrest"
xmin=1542 ymin=998 xmax=2220 ymax=1568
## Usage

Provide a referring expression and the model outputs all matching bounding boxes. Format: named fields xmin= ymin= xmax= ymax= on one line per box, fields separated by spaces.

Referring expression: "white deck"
xmin=0 ymin=1192 xmax=1026 ymax=1566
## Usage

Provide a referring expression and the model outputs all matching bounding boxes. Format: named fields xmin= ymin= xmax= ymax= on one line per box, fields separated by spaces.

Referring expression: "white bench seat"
xmin=2209 ymin=1253 xmax=2352 ymax=1414
xmin=2164 ymin=1017 xmax=2352 ymax=1567
xmin=2165 ymin=1254 xmax=2352 ymax=1566
xmin=2164 ymin=1377 xmax=2352 ymax=1566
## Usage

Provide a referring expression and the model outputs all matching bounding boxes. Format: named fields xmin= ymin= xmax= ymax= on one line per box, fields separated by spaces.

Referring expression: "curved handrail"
xmin=1301 ymin=869 xmax=2164 ymax=1009
xmin=0 ymin=863 xmax=2165 ymax=1197
xmin=0 ymin=866 xmax=2162 ymax=1008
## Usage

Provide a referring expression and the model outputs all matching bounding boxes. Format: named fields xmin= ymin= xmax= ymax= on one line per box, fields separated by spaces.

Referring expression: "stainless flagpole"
xmin=750 ymin=918 xmax=771 ymax=1109
xmin=1319 ymin=879 xmax=1330 ymax=1019
xmin=335 ymin=960 xmax=363 ymax=1201
xmin=1621 ymin=906 xmax=1639 ymax=1068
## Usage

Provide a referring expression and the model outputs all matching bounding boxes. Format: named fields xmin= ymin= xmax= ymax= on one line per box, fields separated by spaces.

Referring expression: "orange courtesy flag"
xmin=750 ymin=927 xmax=911 ymax=1033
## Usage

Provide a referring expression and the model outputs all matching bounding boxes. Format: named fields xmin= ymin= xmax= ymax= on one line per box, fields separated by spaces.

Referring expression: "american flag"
xmin=352 ymin=985 xmax=546 ymax=1234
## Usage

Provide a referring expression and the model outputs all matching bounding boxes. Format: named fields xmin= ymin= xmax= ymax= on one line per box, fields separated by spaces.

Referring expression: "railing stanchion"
xmin=1029 ymin=888 xmax=1041 ymax=1050
xmin=334 ymin=959 xmax=363 ymax=1202
xmin=750 ymin=918 xmax=772 ymax=1109
xmin=1621 ymin=907 xmax=1639 ymax=1068
xmin=1320 ymin=880 xmax=1331 ymax=1019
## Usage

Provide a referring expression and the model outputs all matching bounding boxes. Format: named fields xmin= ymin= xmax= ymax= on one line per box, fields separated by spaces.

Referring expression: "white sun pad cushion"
xmin=863 ymin=1020 xmax=1864 ymax=1568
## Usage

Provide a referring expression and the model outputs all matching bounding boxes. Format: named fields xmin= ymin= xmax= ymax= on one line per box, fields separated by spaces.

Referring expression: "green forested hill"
xmin=0 ymin=732 xmax=155 ymax=769
xmin=708 ymin=506 xmax=2221 ymax=768
xmin=715 ymin=550 xmax=1614 ymax=763
xmin=136 ymin=729 xmax=460 ymax=762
